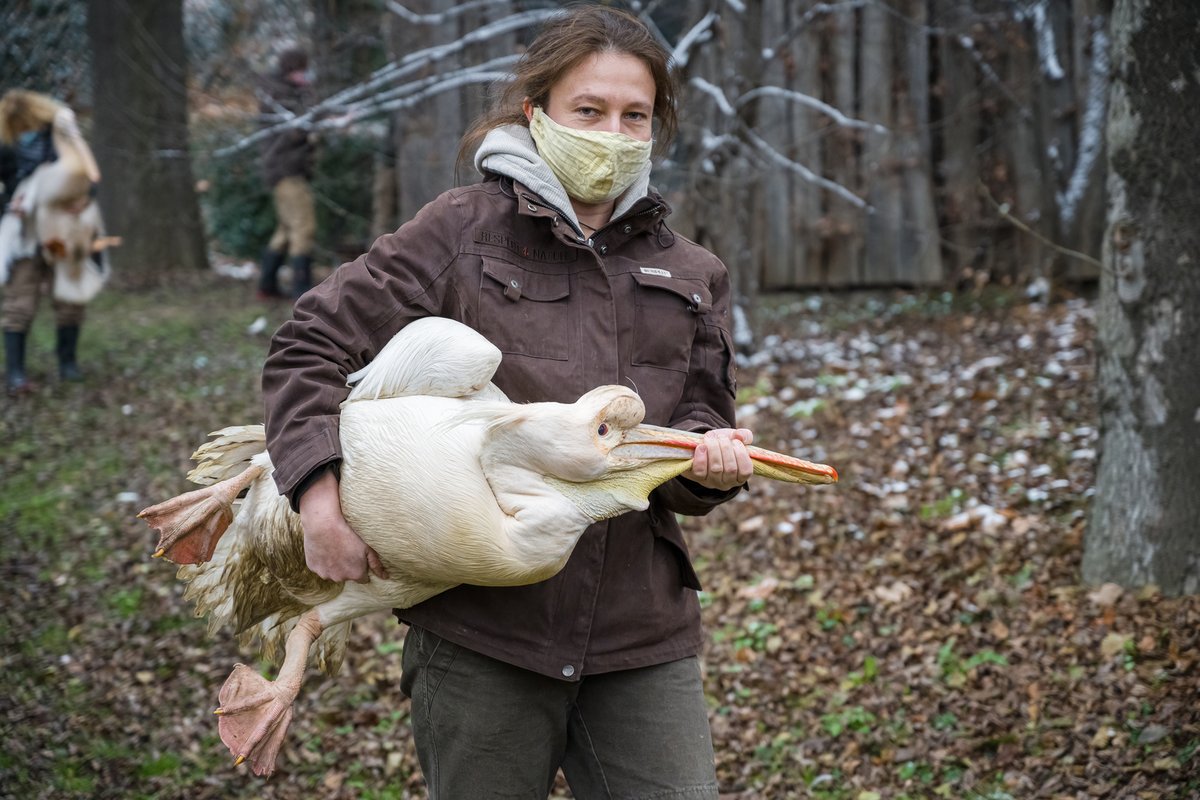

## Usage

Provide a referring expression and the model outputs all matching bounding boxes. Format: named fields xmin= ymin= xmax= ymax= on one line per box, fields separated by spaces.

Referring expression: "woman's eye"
xmin=597 ymin=423 xmax=610 ymax=436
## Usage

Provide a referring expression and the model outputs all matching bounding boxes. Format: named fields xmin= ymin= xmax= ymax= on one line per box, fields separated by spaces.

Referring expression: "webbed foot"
xmin=137 ymin=464 xmax=264 ymax=563
xmin=215 ymin=663 xmax=296 ymax=777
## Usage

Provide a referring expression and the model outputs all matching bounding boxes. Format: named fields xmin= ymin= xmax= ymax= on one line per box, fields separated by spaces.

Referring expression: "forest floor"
xmin=1 ymin=275 xmax=1196 ymax=800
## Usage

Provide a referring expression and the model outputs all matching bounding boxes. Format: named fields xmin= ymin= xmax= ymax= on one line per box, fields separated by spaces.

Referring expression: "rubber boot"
xmin=57 ymin=325 xmax=83 ymax=381
xmin=291 ymin=254 xmax=313 ymax=298
xmin=5 ymin=330 xmax=33 ymax=395
xmin=257 ymin=249 xmax=287 ymax=300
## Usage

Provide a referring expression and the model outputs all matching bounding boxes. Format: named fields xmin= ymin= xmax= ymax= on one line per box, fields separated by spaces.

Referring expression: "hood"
xmin=474 ymin=124 xmax=653 ymax=236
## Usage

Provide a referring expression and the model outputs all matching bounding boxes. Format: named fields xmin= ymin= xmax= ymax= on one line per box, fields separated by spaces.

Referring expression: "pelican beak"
xmin=615 ymin=425 xmax=838 ymax=485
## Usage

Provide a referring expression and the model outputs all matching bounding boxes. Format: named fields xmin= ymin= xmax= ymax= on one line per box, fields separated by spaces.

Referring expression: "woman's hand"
xmin=683 ymin=428 xmax=754 ymax=492
xmin=298 ymin=470 xmax=388 ymax=583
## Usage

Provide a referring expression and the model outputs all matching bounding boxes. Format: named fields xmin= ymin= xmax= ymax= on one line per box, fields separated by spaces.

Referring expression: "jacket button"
xmin=622 ymin=224 xmax=632 ymax=234
xmin=598 ymin=244 xmax=608 ymax=255
xmin=527 ymin=203 xmax=537 ymax=212
xmin=692 ymin=293 xmax=702 ymax=304
xmin=510 ymin=279 xmax=520 ymax=288
xmin=561 ymin=664 xmax=575 ymax=678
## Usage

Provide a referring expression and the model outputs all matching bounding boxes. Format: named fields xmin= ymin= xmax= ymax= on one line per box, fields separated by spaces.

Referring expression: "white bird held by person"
xmin=138 ymin=316 xmax=837 ymax=777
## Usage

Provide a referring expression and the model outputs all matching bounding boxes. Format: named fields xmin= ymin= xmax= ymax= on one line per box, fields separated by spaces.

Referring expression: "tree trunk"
xmin=1083 ymin=0 xmax=1200 ymax=595
xmin=85 ymin=0 xmax=208 ymax=278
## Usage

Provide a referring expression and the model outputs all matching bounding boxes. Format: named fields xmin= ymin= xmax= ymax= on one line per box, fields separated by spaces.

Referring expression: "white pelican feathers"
xmin=138 ymin=316 xmax=837 ymax=776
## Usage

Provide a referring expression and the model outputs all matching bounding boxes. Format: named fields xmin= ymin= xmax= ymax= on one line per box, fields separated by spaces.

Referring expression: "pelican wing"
xmin=345 ymin=317 xmax=504 ymax=403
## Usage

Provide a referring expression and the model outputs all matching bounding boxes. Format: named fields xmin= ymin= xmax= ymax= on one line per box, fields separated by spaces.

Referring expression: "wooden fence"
xmin=368 ymin=0 xmax=1106 ymax=291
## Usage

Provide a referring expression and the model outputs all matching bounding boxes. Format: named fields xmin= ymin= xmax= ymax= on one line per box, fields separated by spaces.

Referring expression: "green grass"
xmin=0 ymin=279 xmax=288 ymax=800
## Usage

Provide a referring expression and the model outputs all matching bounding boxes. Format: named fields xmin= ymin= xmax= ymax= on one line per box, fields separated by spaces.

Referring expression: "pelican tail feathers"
xmin=175 ymin=436 xmax=348 ymax=675
xmin=187 ymin=425 xmax=268 ymax=485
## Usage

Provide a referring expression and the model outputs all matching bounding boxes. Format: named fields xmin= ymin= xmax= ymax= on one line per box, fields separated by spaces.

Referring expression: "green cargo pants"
xmin=400 ymin=625 xmax=720 ymax=799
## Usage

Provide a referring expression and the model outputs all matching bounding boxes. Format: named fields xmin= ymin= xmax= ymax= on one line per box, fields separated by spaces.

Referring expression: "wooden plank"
xmin=898 ymin=0 xmax=943 ymax=285
xmin=823 ymin=2 xmax=864 ymax=287
xmin=1005 ymin=17 xmax=1050 ymax=284
xmin=787 ymin=1 xmax=823 ymax=287
xmin=759 ymin=0 xmax=797 ymax=290
xmin=861 ymin=1 xmax=901 ymax=285
xmin=934 ymin=0 xmax=984 ymax=285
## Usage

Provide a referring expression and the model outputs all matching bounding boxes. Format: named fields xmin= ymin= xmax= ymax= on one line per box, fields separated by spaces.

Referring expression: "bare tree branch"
xmin=670 ymin=11 xmax=718 ymax=69
xmin=689 ymin=77 xmax=737 ymax=118
xmin=386 ymin=0 xmax=517 ymax=25
xmin=333 ymin=54 xmax=520 ymax=122
xmin=323 ymin=70 xmax=511 ymax=123
xmin=688 ymin=77 xmax=875 ymax=209
xmin=214 ymin=10 xmax=553 ymax=157
xmin=738 ymin=86 xmax=887 ymax=133
xmin=980 ymin=181 xmax=1103 ymax=269
xmin=744 ymin=128 xmax=871 ymax=211
xmin=765 ymin=0 xmax=867 ymax=58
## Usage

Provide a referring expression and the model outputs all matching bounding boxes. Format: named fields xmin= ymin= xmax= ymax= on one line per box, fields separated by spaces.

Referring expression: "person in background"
xmin=261 ymin=6 xmax=752 ymax=798
xmin=257 ymin=47 xmax=318 ymax=301
xmin=0 ymin=90 xmax=101 ymax=395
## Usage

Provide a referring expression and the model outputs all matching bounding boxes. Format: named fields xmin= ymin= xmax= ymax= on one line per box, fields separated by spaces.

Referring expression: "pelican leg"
xmin=137 ymin=464 xmax=264 ymax=564
xmin=216 ymin=609 xmax=323 ymax=777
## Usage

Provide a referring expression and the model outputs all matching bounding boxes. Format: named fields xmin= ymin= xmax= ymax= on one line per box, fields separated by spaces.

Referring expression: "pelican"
xmin=138 ymin=317 xmax=837 ymax=776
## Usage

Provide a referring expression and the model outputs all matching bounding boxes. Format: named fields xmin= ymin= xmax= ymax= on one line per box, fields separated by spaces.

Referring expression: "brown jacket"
xmin=259 ymin=74 xmax=314 ymax=188
xmin=262 ymin=175 xmax=741 ymax=680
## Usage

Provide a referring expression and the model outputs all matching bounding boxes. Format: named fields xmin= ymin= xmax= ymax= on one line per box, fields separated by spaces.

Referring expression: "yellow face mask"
xmin=528 ymin=107 xmax=652 ymax=205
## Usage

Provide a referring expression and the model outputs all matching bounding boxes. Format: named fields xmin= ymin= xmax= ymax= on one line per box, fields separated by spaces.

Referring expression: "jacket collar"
xmin=505 ymin=178 xmax=672 ymax=245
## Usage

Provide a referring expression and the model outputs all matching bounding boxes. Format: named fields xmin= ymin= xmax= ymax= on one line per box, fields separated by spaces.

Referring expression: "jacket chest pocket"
xmin=478 ymin=259 xmax=571 ymax=361
xmin=631 ymin=272 xmax=711 ymax=374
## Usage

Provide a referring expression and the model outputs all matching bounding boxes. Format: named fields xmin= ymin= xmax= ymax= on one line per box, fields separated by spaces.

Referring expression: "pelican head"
xmin=510 ymin=385 xmax=838 ymax=521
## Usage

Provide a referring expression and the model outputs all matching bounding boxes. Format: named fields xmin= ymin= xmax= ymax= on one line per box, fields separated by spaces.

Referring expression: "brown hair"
xmin=0 ymin=90 xmax=63 ymax=145
xmin=458 ymin=4 xmax=678 ymax=170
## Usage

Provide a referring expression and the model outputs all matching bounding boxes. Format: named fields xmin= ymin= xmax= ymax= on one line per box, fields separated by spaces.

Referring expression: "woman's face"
xmin=525 ymin=51 xmax=656 ymax=142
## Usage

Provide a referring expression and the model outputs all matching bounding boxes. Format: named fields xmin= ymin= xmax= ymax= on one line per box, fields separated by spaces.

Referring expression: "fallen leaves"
xmin=2 ymin=285 xmax=1198 ymax=799
xmin=697 ymin=292 xmax=1200 ymax=798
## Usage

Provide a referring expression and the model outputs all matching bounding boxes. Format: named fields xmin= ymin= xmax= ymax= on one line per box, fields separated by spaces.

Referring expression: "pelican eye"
xmin=597 ymin=423 xmax=610 ymax=436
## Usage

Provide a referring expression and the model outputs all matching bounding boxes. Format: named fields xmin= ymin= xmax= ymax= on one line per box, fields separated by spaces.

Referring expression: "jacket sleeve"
xmin=262 ymin=192 xmax=465 ymax=507
xmin=653 ymin=254 xmax=743 ymax=516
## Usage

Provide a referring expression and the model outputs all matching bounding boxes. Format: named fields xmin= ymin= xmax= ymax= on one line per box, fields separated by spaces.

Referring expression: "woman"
xmin=0 ymin=89 xmax=104 ymax=394
xmin=262 ymin=6 xmax=751 ymax=797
